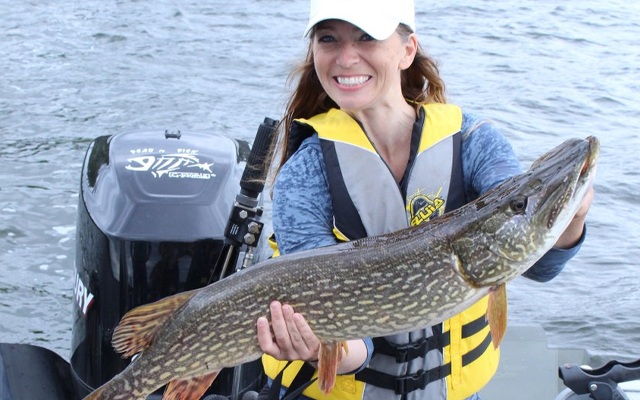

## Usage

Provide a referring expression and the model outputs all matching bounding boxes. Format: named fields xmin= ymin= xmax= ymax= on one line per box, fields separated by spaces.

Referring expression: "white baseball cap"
xmin=303 ymin=0 xmax=416 ymax=40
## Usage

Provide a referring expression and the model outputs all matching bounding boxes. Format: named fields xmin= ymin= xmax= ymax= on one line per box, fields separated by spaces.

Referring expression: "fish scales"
xmin=85 ymin=136 xmax=599 ymax=399
xmin=187 ymin=237 xmax=472 ymax=345
xmin=98 ymin=233 xmax=478 ymax=399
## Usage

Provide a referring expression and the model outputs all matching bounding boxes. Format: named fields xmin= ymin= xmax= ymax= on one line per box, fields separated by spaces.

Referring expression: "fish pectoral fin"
xmin=317 ymin=341 xmax=348 ymax=394
xmin=486 ymin=283 xmax=508 ymax=349
xmin=162 ymin=371 xmax=220 ymax=400
xmin=112 ymin=290 xmax=198 ymax=358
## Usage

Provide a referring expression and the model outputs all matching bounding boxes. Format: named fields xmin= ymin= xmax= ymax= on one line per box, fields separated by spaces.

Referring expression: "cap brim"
xmin=303 ymin=11 xmax=399 ymax=40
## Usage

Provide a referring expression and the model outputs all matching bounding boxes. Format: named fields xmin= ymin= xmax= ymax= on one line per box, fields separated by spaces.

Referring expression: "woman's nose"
xmin=336 ymin=42 xmax=359 ymax=68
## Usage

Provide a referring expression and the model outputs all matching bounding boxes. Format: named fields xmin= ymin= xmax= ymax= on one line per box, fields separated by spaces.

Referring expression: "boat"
xmin=0 ymin=118 xmax=276 ymax=399
xmin=0 ymin=118 xmax=638 ymax=399
xmin=480 ymin=325 xmax=640 ymax=400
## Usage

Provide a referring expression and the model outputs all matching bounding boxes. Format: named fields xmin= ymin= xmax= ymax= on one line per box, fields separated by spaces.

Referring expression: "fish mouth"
xmin=570 ymin=135 xmax=599 ymax=201
xmin=571 ymin=135 xmax=599 ymax=184
xmin=542 ymin=135 xmax=599 ymax=231
xmin=582 ymin=136 xmax=600 ymax=178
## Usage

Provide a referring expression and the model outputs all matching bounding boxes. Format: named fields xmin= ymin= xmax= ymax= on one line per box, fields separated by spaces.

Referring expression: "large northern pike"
xmin=85 ymin=136 xmax=599 ymax=400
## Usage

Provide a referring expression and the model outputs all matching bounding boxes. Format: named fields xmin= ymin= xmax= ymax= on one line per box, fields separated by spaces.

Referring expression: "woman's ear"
xmin=400 ymin=33 xmax=418 ymax=70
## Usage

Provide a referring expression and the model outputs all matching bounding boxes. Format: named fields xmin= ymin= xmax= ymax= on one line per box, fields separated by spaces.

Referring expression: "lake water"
xmin=1 ymin=0 xmax=639 ymax=369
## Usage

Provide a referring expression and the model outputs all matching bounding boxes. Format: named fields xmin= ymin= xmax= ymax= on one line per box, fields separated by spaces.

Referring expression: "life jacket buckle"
xmin=395 ymin=369 xmax=431 ymax=395
xmin=394 ymin=338 xmax=429 ymax=363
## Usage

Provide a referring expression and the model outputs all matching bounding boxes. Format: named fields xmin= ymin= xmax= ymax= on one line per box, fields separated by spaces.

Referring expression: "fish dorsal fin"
xmin=112 ymin=290 xmax=198 ymax=358
xmin=162 ymin=371 xmax=220 ymax=400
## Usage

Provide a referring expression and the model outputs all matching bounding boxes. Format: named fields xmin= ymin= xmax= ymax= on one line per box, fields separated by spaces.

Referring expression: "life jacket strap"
xmin=370 ymin=315 xmax=488 ymax=364
xmin=355 ymin=364 xmax=452 ymax=395
xmin=372 ymin=334 xmax=450 ymax=363
xmin=356 ymin=324 xmax=493 ymax=395
xmin=265 ymin=360 xmax=317 ymax=400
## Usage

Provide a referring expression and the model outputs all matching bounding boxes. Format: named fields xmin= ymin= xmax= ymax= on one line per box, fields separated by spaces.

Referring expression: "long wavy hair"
xmin=269 ymin=24 xmax=447 ymax=177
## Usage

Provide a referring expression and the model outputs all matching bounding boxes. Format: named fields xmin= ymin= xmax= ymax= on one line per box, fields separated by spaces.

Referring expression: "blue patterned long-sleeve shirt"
xmin=272 ymin=111 xmax=583 ymax=282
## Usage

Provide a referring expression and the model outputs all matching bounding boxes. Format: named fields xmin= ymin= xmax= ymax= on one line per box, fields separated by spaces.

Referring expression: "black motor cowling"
xmin=71 ymin=128 xmax=265 ymax=399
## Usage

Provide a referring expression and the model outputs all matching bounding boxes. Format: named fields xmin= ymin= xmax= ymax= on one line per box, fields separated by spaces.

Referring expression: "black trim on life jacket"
xmin=398 ymin=108 xmax=426 ymax=195
xmin=286 ymin=122 xmax=317 ymax=160
xmin=462 ymin=313 xmax=489 ymax=338
xmin=319 ymin=139 xmax=368 ymax=240
xmin=446 ymin=130 xmax=467 ymax=209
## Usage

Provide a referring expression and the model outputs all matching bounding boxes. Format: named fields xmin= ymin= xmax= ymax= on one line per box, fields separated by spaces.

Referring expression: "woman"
xmin=256 ymin=0 xmax=594 ymax=399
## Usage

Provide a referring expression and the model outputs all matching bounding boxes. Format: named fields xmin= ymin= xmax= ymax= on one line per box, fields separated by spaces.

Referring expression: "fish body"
xmin=85 ymin=136 xmax=599 ymax=399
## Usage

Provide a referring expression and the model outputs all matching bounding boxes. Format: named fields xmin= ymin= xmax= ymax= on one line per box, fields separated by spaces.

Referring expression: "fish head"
xmin=454 ymin=136 xmax=599 ymax=287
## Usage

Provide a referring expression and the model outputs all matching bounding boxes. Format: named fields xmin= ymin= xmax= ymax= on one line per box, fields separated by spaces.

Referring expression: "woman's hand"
xmin=257 ymin=301 xmax=369 ymax=374
xmin=257 ymin=301 xmax=321 ymax=362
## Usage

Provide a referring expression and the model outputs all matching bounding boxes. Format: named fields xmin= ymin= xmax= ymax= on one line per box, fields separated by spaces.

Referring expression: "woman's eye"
xmin=360 ymin=33 xmax=375 ymax=42
xmin=317 ymin=34 xmax=336 ymax=43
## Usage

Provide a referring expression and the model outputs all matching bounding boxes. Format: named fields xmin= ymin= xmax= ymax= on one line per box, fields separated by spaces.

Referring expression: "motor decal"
xmin=74 ymin=271 xmax=95 ymax=316
xmin=125 ymin=148 xmax=215 ymax=179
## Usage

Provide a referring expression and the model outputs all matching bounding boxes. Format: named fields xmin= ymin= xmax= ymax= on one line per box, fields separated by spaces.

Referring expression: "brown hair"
xmin=270 ymin=24 xmax=447 ymax=176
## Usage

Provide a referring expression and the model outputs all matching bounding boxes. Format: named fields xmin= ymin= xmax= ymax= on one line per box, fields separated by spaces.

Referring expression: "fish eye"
xmin=510 ymin=197 xmax=528 ymax=214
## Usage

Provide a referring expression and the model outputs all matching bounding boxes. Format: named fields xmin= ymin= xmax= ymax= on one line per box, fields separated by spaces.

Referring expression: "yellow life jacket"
xmin=263 ymin=104 xmax=499 ymax=400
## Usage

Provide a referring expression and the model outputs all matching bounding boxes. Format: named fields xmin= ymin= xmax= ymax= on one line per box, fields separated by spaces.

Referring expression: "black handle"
xmin=239 ymin=117 xmax=278 ymax=200
xmin=559 ymin=359 xmax=640 ymax=398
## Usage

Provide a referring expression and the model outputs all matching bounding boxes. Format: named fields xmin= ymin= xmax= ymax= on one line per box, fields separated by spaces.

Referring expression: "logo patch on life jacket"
xmin=407 ymin=189 xmax=445 ymax=226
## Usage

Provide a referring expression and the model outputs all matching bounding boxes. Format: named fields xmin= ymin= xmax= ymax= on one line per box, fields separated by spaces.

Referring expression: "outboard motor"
xmin=71 ymin=121 xmax=276 ymax=399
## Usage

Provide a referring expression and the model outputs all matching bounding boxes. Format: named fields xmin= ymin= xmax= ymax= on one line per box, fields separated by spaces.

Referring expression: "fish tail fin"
xmin=112 ymin=289 xmax=198 ymax=357
xmin=487 ymin=283 xmax=508 ymax=349
xmin=162 ymin=371 xmax=220 ymax=400
xmin=317 ymin=341 xmax=348 ymax=394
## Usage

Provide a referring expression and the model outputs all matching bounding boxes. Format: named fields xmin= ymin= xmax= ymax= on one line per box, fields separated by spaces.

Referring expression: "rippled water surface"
xmin=1 ymin=0 xmax=639 ymax=366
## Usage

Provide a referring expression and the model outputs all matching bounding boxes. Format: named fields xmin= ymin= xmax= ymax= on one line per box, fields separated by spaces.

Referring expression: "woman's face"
xmin=312 ymin=19 xmax=417 ymax=114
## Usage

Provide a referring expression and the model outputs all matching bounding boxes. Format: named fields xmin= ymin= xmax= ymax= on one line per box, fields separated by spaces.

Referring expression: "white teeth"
xmin=336 ymin=76 xmax=369 ymax=86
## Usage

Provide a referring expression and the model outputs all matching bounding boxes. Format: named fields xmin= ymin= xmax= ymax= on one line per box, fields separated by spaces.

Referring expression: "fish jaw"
xmin=452 ymin=136 xmax=599 ymax=288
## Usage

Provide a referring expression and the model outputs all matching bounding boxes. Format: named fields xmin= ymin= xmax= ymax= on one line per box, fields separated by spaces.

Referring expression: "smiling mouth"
xmin=335 ymin=76 xmax=371 ymax=86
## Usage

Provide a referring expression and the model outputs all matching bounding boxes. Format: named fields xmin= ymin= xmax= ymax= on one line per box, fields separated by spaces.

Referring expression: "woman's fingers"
xmin=256 ymin=301 xmax=320 ymax=361
xmin=266 ymin=301 xmax=294 ymax=360
xmin=292 ymin=312 xmax=320 ymax=359
xmin=282 ymin=304 xmax=320 ymax=360
xmin=281 ymin=303 xmax=306 ymax=347
xmin=256 ymin=316 xmax=278 ymax=355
